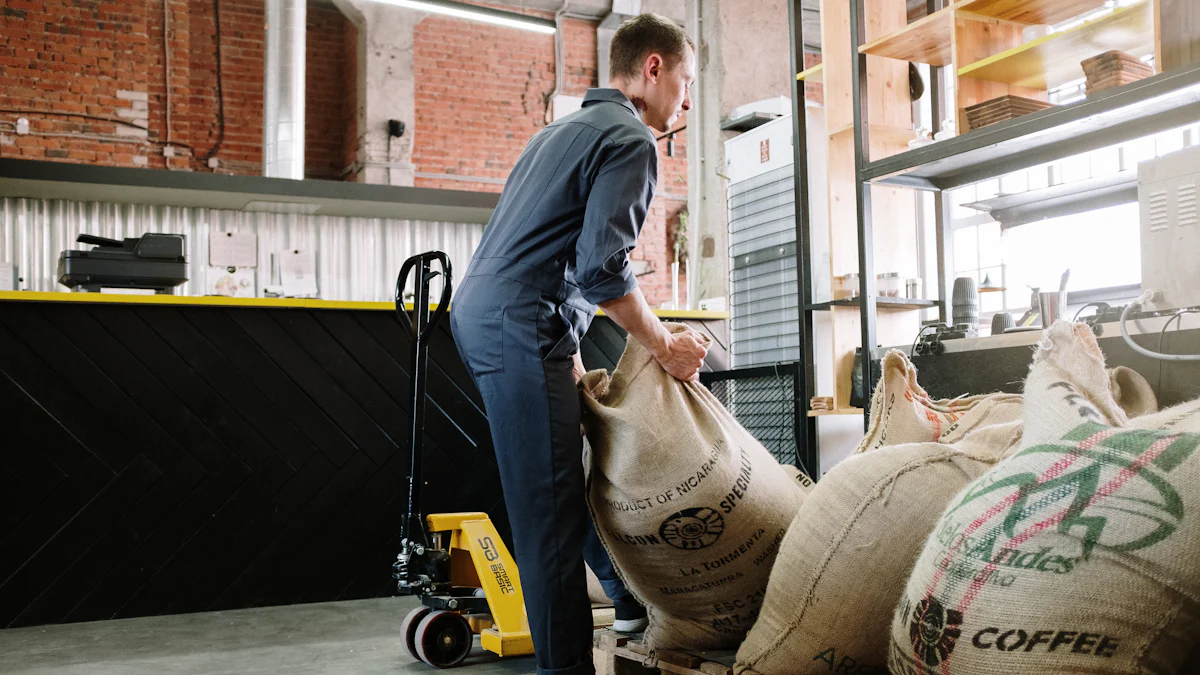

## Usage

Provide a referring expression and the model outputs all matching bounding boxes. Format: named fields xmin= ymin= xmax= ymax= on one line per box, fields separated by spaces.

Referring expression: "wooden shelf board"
xmin=807 ymin=297 xmax=939 ymax=311
xmin=796 ymin=62 xmax=824 ymax=83
xmin=957 ymin=0 xmax=1110 ymax=26
xmin=858 ymin=4 xmax=961 ymax=66
xmin=958 ymin=1 xmax=1155 ymax=90
xmin=808 ymin=407 xmax=866 ymax=418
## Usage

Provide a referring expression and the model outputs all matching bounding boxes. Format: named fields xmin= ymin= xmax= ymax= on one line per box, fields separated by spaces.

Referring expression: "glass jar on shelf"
xmin=835 ymin=273 xmax=860 ymax=300
xmin=876 ymin=272 xmax=902 ymax=298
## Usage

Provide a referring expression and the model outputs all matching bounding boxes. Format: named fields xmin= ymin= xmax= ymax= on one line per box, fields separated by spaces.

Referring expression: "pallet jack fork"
xmin=391 ymin=251 xmax=533 ymax=668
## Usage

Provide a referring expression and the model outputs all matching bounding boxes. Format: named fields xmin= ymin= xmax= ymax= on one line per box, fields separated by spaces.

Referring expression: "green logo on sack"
xmin=947 ymin=421 xmax=1200 ymax=561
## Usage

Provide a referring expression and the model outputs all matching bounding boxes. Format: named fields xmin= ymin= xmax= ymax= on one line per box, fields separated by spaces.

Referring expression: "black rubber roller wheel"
xmin=400 ymin=606 xmax=433 ymax=662
xmin=415 ymin=610 xmax=473 ymax=668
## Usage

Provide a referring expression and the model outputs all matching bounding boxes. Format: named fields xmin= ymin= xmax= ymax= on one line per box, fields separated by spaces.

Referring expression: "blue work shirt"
xmin=460 ymin=88 xmax=658 ymax=314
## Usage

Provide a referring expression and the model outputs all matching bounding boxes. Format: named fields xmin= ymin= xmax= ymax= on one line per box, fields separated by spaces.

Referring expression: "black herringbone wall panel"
xmin=0 ymin=302 xmax=585 ymax=629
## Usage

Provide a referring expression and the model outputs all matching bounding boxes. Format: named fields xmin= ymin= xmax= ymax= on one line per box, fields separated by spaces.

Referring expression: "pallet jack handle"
xmin=394 ymin=251 xmax=453 ymax=549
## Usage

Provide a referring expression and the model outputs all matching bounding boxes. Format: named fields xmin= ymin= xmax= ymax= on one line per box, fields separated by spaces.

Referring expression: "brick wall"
xmin=0 ymin=0 xmax=347 ymax=176
xmin=411 ymin=10 xmax=596 ymax=191
xmin=0 ymin=0 xmax=684 ymax=306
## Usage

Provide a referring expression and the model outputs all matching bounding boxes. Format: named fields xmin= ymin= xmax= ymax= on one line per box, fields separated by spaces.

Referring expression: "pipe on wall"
xmin=263 ymin=0 xmax=307 ymax=179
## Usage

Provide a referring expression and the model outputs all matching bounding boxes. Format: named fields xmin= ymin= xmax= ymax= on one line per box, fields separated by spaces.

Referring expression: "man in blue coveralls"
xmin=450 ymin=13 xmax=708 ymax=675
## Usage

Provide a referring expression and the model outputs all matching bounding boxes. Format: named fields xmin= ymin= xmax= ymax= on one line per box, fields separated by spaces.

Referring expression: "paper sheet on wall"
xmin=208 ymin=267 xmax=257 ymax=297
xmin=280 ymin=249 xmax=318 ymax=297
xmin=209 ymin=232 xmax=258 ymax=268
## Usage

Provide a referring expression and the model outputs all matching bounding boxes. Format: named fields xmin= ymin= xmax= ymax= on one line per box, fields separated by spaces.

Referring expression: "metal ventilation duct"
xmin=264 ymin=0 xmax=306 ymax=179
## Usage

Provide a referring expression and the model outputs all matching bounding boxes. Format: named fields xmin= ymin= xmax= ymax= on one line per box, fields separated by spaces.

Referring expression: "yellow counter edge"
xmin=0 ymin=291 xmax=731 ymax=320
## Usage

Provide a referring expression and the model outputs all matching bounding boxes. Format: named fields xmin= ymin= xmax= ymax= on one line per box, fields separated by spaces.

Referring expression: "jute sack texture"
xmin=581 ymin=324 xmax=804 ymax=650
xmin=585 ymin=564 xmax=611 ymax=605
xmin=889 ymin=323 xmax=1200 ymax=675
xmin=1109 ymin=366 xmax=1158 ymax=418
xmin=856 ymin=351 xmax=1023 ymax=454
xmin=736 ymin=351 xmax=1023 ymax=675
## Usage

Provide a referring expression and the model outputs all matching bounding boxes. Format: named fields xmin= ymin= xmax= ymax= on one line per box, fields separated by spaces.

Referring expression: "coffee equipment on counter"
xmin=990 ymin=312 xmax=1015 ymax=335
xmin=58 ymin=233 xmax=188 ymax=294
xmin=914 ymin=323 xmax=979 ymax=356
xmin=952 ymin=276 xmax=979 ymax=330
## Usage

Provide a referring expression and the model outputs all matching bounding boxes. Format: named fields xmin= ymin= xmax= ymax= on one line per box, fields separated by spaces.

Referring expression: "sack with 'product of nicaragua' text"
xmin=856 ymin=351 xmax=1023 ymax=454
xmin=581 ymin=325 xmax=805 ymax=650
xmin=890 ymin=323 xmax=1200 ymax=674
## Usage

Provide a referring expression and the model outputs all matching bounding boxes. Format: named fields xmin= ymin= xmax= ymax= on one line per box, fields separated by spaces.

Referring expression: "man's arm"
xmin=573 ymin=137 xmax=706 ymax=381
xmin=599 ymin=288 xmax=707 ymax=382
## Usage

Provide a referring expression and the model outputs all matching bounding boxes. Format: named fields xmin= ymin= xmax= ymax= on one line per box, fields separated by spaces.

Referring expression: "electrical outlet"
xmin=15 ymin=118 xmax=29 ymax=135
xmin=208 ymin=157 xmax=219 ymax=169
xmin=162 ymin=145 xmax=175 ymax=157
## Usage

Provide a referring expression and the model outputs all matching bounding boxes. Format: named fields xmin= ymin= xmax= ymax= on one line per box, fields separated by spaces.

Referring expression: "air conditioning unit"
xmin=1138 ymin=145 xmax=1200 ymax=310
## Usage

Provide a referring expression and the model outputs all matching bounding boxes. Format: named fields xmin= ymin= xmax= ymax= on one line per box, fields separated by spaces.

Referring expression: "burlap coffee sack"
xmin=780 ymin=463 xmax=816 ymax=494
xmin=890 ymin=323 xmax=1200 ymax=674
xmin=736 ymin=422 xmax=1022 ymax=675
xmin=581 ymin=324 xmax=805 ymax=650
xmin=1109 ymin=366 xmax=1158 ymax=418
xmin=856 ymin=351 xmax=1023 ymax=454
xmin=1129 ymin=397 xmax=1200 ymax=432
xmin=585 ymin=563 xmax=612 ymax=605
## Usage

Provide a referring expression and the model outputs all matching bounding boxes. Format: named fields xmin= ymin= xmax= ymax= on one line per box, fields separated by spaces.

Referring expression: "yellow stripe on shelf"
xmin=796 ymin=63 xmax=824 ymax=83
xmin=957 ymin=1 xmax=1154 ymax=90
xmin=0 ymin=291 xmax=729 ymax=319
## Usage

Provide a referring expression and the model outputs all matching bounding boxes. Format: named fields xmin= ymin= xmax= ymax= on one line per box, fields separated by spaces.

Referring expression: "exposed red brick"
xmin=1 ymin=0 xmax=684 ymax=305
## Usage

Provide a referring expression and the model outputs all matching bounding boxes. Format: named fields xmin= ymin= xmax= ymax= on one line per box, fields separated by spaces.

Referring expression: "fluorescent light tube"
xmin=370 ymin=0 xmax=557 ymax=34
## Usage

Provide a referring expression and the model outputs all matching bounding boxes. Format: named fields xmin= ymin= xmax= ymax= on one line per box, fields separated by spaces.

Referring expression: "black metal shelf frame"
xmin=786 ymin=0 xmax=959 ymax=462
xmin=788 ymin=0 xmax=1200 ymax=469
xmin=787 ymin=0 xmax=819 ymax=478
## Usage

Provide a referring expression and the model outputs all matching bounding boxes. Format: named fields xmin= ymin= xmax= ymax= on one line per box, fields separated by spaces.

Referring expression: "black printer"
xmin=58 ymin=233 xmax=188 ymax=294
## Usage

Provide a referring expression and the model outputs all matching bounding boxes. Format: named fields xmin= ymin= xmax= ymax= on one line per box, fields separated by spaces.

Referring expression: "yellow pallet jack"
xmin=392 ymin=252 xmax=534 ymax=668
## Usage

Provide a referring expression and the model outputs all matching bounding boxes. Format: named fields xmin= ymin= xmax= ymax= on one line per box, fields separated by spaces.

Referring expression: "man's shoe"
xmin=612 ymin=601 xmax=648 ymax=634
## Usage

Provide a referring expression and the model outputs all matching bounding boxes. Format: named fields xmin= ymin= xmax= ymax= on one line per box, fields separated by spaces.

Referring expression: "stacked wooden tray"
xmin=965 ymin=95 xmax=1053 ymax=130
xmin=1083 ymin=50 xmax=1154 ymax=96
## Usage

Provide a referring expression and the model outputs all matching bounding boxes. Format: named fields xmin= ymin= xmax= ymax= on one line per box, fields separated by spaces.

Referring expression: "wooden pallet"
xmin=593 ymin=630 xmax=736 ymax=675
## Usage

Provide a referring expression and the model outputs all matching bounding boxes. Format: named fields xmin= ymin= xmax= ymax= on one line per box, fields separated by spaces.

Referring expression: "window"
xmin=946 ymin=122 xmax=1200 ymax=324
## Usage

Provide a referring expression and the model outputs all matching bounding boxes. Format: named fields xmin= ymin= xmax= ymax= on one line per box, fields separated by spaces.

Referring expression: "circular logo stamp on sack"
xmin=658 ymin=507 xmax=725 ymax=550
xmin=908 ymin=597 xmax=963 ymax=667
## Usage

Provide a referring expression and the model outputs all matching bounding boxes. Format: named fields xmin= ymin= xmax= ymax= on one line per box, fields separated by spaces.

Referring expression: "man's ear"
xmin=644 ymin=53 xmax=664 ymax=83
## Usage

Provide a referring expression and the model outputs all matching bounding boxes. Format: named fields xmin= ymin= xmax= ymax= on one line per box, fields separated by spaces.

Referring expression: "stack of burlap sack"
xmin=581 ymin=322 xmax=1198 ymax=673
xmin=733 ymin=322 xmax=1197 ymax=674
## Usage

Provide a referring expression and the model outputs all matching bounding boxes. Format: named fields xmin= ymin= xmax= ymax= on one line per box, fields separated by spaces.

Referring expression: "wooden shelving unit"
xmin=785 ymin=0 xmax=1200 ymax=472
xmin=858 ymin=4 xmax=961 ymax=66
xmin=862 ymin=62 xmax=1200 ymax=189
xmin=808 ymin=408 xmax=866 ymax=418
xmin=957 ymin=0 xmax=1109 ymax=25
xmin=958 ymin=1 xmax=1155 ymax=90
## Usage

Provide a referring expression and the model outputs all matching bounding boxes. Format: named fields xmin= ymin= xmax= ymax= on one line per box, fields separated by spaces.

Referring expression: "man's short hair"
xmin=609 ymin=13 xmax=694 ymax=81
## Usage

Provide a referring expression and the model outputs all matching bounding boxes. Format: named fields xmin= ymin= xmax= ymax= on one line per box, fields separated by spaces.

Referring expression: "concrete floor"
xmin=0 ymin=596 xmax=538 ymax=675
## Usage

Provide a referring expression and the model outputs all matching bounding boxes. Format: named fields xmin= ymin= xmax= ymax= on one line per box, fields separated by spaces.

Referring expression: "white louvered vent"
xmin=1147 ymin=190 xmax=1170 ymax=232
xmin=1177 ymin=183 xmax=1198 ymax=228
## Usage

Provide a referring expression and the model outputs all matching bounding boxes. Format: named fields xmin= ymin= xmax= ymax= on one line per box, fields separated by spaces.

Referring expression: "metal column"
xmin=928 ymin=0 xmax=952 ymax=325
xmin=849 ymin=0 xmax=877 ymax=431
xmin=787 ymin=0 xmax=819 ymax=478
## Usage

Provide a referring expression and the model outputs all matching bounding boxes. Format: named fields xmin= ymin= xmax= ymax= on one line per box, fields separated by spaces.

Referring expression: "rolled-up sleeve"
xmin=574 ymin=138 xmax=658 ymax=305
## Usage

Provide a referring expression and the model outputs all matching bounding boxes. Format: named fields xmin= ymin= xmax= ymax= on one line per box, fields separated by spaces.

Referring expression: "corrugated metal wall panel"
xmin=727 ymin=164 xmax=799 ymax=367
xmin=0 ymin=198 xmax=484 ymax=302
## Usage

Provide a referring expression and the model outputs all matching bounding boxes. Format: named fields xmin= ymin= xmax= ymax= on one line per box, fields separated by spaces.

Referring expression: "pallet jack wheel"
xmin=414 ymin=610 xmax=473 ymax=668
xmin=401 ymin=606 xmax=434 ymax=662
